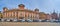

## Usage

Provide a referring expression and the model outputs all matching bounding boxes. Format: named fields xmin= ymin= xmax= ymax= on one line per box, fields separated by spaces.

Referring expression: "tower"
xmin=51 ymin=10 xmax=58 ymax=20
xmin=34 ymin=8 xmax=39 ymax=12
xmin=18 ymin=4 xmax=25 ymax=9
xmin=3 ymin=7 xmax=8 ymax=11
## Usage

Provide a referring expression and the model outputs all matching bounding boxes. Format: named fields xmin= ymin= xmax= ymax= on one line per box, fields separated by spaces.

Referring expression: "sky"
xmin=0 ymin=0 xmax=60 ymax=13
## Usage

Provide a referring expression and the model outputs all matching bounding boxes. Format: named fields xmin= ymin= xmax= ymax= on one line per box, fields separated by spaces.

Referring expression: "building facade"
xmin=51 ymin=11 xmax=58 ymax=20
xmin=3 ymin=4 xmax=40 ymax=20
xmin=0 ymin=11 xmax=2 ymax=19
xmin=46 ymin=14 xmax=51 ymax=20
xmin=59 ymin=13 xmax=60 ymax=20
xmin=39 ymin=12 xmax=46 ymax=20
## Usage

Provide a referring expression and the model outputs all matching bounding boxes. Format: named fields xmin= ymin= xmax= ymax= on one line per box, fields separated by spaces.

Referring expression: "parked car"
xmin=1 ymin=19 xmax=5 ymax=22
xmin=41 ymin=20 xmax=46 ymax=22
xmin=46 ymin=20 xmax=50 ymax=22
xmin=38 ymin=19 xmax=42 ymax=22
xmin=25 ymin=19 xmax=33 ymax=22
xmin=17 ymin=19 xmax=25 ymax=22
xmin=0 ymin=18 xmax=1 ymax=21
xmin=6 ymin=19 xmax=10 ymax=22
xmin=53 ymin=20 xmax=60 ymax=22
xmin=13 ymin=19 xmax=18 ymax=22
xmin=41 ymin=19 xmax=50 ymax=22
xmin=50 ymin=19 xmax=60 ymax=22
xmin=58 ymin=20 xmax=60 ymax=22
xmin=33 ymin=20 xmax=39 ymax=22
xmin=10 ymin=20 xmax=13 ymax=22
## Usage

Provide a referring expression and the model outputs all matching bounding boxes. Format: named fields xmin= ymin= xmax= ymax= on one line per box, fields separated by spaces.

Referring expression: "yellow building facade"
xmin=0 ymin=11 xmax=2 ymax=18
xmin=39 ymin=12 xmax=47 ymax=20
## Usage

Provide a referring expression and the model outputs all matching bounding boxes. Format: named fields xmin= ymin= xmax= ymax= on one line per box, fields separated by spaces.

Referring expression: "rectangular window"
xmin=13 ymin=12 xmax=15 ymax=17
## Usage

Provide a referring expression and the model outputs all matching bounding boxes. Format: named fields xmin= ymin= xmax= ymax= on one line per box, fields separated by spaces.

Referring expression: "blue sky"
xmin=0 ymin=0 xmax=60 ymax=13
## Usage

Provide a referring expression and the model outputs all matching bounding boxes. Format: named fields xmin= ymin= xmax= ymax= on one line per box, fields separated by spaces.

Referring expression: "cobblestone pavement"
xmin=0 ymin=22 xmax=60 ymax=26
